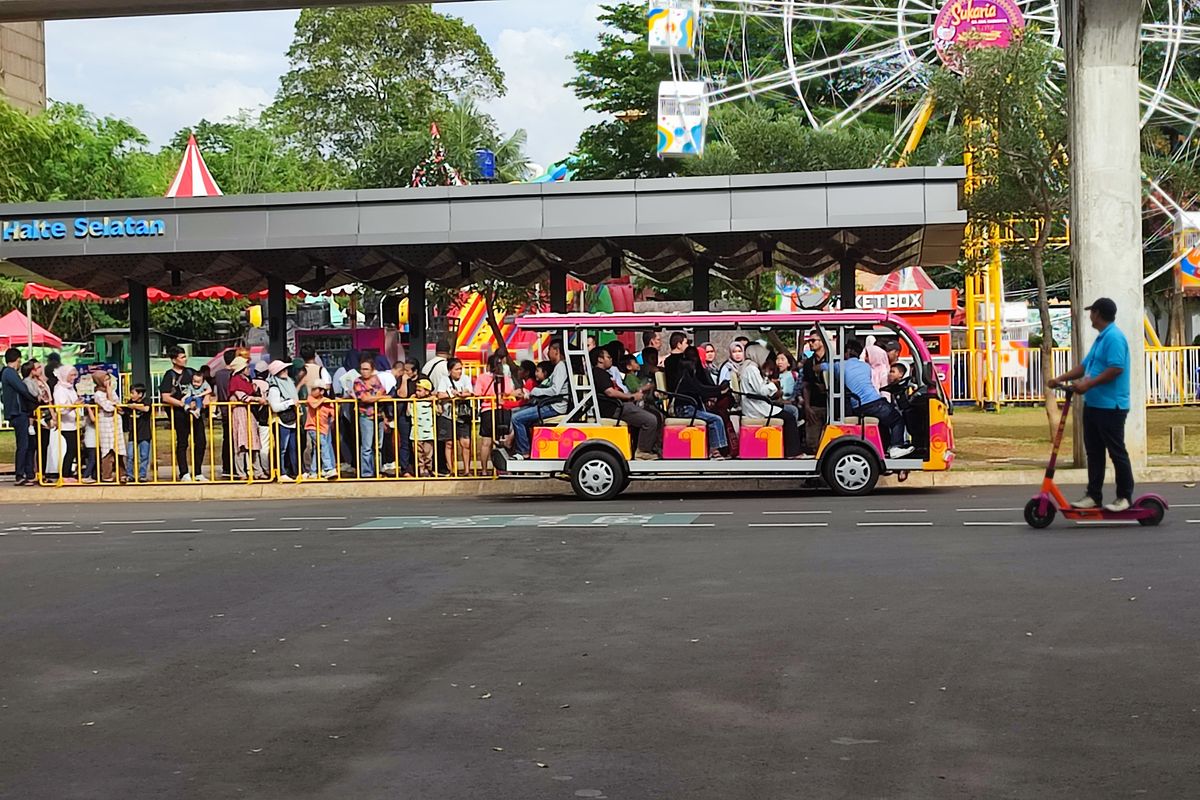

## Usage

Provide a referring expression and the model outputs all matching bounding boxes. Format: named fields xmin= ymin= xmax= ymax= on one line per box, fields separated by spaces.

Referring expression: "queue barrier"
xmin=30 ymin=395 xmax=514 ymax=487
xmin=950 ymin=345 xmax=1200 ymax=407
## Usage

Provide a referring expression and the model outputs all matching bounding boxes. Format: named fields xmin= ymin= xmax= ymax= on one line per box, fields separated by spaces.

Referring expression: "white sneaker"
xmin=1104 ymin=498 xmax=1131 ymax=513
xmin=180 ymin=474 xmax=192 ymax=483
xmin=303 ymin=473 xmax=317 ymax=480
xmin=887 ymin=445 xmax=915 ymax=459
xmin=382 ymin=462 xmax=396 ymax=474
xmin=510 ymin=453 xmax=527 ymax=461
xmin=279 ymin=475 xmax=294 ymax=483
xmin=194 ymin=474 xmax=208 ymax=482
xmin=1072 ymin=496 xmax=1099 ymax=509
xmin=322 ymin=469 xmax=338 ymax=480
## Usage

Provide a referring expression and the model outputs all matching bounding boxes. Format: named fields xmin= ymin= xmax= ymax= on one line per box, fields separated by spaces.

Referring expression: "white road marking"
xmin=99 ymin=520 xmax=165 ymax=526
xmin=748 ymin=522 xmax=828 ymax=528
xmin=230 ymin=527 xmax=303 ymax=533
xmin=958 ymin=507 xmax=1023 ymax=513
xmin=1073 ymin=520 xmax=1140 ymax=527
xmin=856 ymin=522 xmax=932 ymax=527
xmin=134 ymin=529 xmax=201 ymax=535
xmin=695 ymin=511 xmax=734 ymax=515
xmin=761 ymin=510 xmax=832 ymax=516
xmin=963 ymin=521 xmax=1026 ymax=527
xmin=863 ymin=509 xmax=927 ymax=514
xmin=203 ymin=517 xmax=256 ymax=523
xmin=1169 ymin=503 xmax=1200 ymax=508
xmin=32 ymin=530 xmax=101 ymax=535
xmin=643 ymin=523 xmax=715 ymax=528
xmin=281 ymin=516 xmax=346 ymax=521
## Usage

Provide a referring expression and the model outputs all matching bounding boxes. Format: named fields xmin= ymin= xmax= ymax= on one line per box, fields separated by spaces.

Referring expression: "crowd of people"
xmin=0 ymin=328 xmax=919 ymax=485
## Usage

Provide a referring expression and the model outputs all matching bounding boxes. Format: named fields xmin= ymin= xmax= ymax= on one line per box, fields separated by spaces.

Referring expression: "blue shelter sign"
xmin=1 ymin=217 xmax=167 ymax=242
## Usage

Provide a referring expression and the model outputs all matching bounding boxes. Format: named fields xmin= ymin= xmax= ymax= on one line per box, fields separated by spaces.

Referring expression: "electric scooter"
xmin=1024 ymin=386 xmax=1168 ymax=529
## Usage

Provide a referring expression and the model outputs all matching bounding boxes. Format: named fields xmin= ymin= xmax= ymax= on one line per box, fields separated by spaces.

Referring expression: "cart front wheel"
xmin=1024 ymin=499 xmax=1056 ymax=529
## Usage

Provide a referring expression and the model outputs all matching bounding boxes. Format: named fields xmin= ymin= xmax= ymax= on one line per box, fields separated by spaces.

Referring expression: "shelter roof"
xmin=0 ymin=168 xmax=966 ymax=297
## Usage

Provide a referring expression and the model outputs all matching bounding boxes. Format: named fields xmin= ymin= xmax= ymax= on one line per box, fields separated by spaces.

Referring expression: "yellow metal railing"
xmin=31 ymin=394 xmax=515 ymax=486
xmin=950 ymin=346 xmax=1200 ymax=406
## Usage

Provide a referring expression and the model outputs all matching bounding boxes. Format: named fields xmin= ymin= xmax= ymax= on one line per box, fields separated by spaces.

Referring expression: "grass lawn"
xmin=2 ymin=408 xmax=1198 ymax=471
xmin=952 ymin=406 xmax=1200 ymax=466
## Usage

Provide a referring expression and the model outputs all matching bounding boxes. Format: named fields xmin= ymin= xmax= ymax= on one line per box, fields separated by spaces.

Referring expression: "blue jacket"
xmin=1 ymin=364 xmax=37 ymax=418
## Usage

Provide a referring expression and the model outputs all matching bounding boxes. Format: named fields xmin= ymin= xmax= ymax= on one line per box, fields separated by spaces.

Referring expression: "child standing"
xmin=412 ymin=377 xmax=437 ymax=477
xmin=304 ymin=379 xmax=338 ymax=480
xmin=124 ymin=383 xmax=154 ymax=482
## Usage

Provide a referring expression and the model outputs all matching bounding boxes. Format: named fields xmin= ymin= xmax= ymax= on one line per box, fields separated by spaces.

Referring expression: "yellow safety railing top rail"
xmin=950 ymin=346 xmax=1200 ymax=407
xmin=29 ymin=394 xmax=522 ymax=486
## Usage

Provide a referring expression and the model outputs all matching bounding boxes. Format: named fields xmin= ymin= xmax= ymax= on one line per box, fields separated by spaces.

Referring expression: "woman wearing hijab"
xmin=863 ymin=335 xmax=890 ymax=391
xmin=739 ymin=344 xmax=803 ymax=458
xmin=701 ymin=342 xmax=721 ymax=383
xmin=50 ymin=365 xmax=81 ymax=482
xmin=25 ymin=360 xmax=52 ymax=482
xmin=719 ymin=341 xmax=746 ymax=386
xmin=266 ymin=360 xmax=301 ymax=481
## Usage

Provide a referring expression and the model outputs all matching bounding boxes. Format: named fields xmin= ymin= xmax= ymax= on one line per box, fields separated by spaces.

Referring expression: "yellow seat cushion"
xmin=665 ymin=418 xmax=706 ymax=427
xmin=741 ymin=417 xmax=785 ymax=428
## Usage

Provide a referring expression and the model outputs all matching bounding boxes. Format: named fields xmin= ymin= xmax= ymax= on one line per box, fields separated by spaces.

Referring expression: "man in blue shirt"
xmin=823 ymin=339 xmax=913 ymax=459
xmin=1049 ymin=297 xmax=1134 ymax=511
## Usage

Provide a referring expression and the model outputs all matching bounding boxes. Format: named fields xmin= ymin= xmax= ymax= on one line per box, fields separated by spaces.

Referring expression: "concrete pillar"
xmin=839 ymin=257 xmax=858 ymax=311
xmin=1062 ymin=0 xmax=1146 ymax=467
xmin=550 ymin=268 xmax=568 ymax=314
xmin=127 ymin=280 xmax=150 ymax=389
xmin=693 ymin=256 xmax=711 ymax=344
xmin=406 ymin=272 xmax=427 ymax=363
xmin=267 ymin=274 xmax=288 ymax=361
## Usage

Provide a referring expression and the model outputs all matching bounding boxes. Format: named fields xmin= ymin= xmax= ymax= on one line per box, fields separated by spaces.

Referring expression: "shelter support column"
xmin=839 ymin=256 xmax=857 ymax=311
xmin=128 ymin=280 xmax=150 ymax=389
xmin=693 ymin=256 xmax=711 ymax=344
xmin=1062 ymin=0 xmax=1145 ymax=468
xmin=267 ymin=275 xmax=288 ymax=361
xmin=550 ymin=268 xmax=568 ymax=314
xmin=407 ymin=273 xmax=427 ymax=362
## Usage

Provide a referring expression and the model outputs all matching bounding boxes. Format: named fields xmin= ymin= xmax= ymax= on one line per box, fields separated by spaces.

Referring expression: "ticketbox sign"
xmin=1 ymin=216 xmax=167 ymax=242
xmin=855 ymin=289 xmax=956 ymax=313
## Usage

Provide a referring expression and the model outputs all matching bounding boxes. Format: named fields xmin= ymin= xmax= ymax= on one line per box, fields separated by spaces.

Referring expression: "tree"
xmin=0 ymin=100 xmax=168 ymax=202
xmin=270 ymin=5 xmax=504 ymax=182
xmin=168 ymin=113 xmax=348 ymax=195
xmin=932 ymin=30 xmax=1069 ymax=433
xmin=436 ymin=96 xmax=531 ymax=183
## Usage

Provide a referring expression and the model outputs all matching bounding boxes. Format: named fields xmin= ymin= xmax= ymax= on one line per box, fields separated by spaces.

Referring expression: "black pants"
xmin=11 ymin=415 xmax=31 ymax=481
xmin=855 ymin=399 xmax=907 ymax=450
xmin=172 ymin=411 xmax=207 ymax=478
xmin=1083 ymin=405 xmax=1134 ymax=503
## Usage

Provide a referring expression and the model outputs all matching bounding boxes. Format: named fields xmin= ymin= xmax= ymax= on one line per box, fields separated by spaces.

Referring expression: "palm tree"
xmin=437 ymin=96 xmax=532 ymax=183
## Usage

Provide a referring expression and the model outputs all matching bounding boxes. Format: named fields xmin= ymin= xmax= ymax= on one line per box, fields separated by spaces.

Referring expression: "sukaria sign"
xmin=1 ymin=217 xmax=167 ymax=242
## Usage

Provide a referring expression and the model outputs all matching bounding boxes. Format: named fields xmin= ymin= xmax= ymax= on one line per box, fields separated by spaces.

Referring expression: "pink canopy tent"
xmin=0 ymin=308 xmax=62 ymax=349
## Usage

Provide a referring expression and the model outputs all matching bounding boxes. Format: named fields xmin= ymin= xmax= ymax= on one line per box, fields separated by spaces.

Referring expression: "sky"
xmin=44 ymin=0 xmax=607 ymax=171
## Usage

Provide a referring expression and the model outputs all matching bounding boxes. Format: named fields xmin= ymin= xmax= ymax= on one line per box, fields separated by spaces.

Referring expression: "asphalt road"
xmin=2 ymin=483 xmax=1199 ymax=800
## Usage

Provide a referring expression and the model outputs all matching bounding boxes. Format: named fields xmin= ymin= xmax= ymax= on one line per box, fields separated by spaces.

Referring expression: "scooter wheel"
xmin=1136 ymin=497 xmax=1166 ymax=527
xmin=1024 ymin=498 xmax=1056 ymax=529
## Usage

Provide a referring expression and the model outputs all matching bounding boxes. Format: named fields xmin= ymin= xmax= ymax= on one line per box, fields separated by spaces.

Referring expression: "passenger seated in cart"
xmin=674 ymin=348 xmax=730 ymax=459
xmin=739 ymin=344 xmax=804 ymax=458
xmin=507 ymin=340 xmax=569 ymax=460
xmin=591 ymin=347 xmax=661 ymax=461
xmin=825 ymin=339 xmax=914 ymax=459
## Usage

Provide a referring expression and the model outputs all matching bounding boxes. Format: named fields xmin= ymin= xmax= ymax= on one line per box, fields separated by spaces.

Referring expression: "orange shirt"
xmin=305 ymin=397 xmax=336 ymax=433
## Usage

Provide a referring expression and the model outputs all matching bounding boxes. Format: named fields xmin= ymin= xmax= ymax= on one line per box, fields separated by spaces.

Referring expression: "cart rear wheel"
xmin=821 ymin=445 xmax=879 ymax=497
xmin=1024 ymin=499 xmax=1056 ymax=529
xmin=1136 ymin=497 xmax=1166 ymax=527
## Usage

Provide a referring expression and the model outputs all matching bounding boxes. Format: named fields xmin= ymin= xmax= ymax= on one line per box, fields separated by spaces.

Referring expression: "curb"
xmin=2 ymin=465 xmax=1198 ymax=504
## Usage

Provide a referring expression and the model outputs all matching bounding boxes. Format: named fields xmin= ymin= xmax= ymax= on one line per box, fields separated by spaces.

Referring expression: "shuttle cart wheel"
xmin=1023 ymin=499 xmax=1056 ymax=529
xmin=821 ymin=445 xmax=880 ymax=497
xmin=570 ymin=451 xmax=625 ymax=501
xmin=1136 ymin=497 xmax=1166 ymax=527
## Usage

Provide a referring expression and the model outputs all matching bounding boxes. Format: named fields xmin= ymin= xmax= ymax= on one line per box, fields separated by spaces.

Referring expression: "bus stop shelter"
xmin=0 ymin=167 xmax=966 ymax=385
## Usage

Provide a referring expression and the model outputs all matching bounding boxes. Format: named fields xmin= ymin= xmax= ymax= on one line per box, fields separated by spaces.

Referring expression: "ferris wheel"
xmin=651 ymin=0 xmax=1200 ymax=190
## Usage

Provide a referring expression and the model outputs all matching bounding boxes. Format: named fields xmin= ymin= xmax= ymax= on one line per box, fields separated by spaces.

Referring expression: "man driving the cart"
xmin=1048 ymin=297 xmax=1134 ymax=513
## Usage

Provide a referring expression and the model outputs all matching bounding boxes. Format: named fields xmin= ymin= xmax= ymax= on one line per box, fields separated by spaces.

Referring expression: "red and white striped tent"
xmin=165 ymin=134 xmax=223 ymax=198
